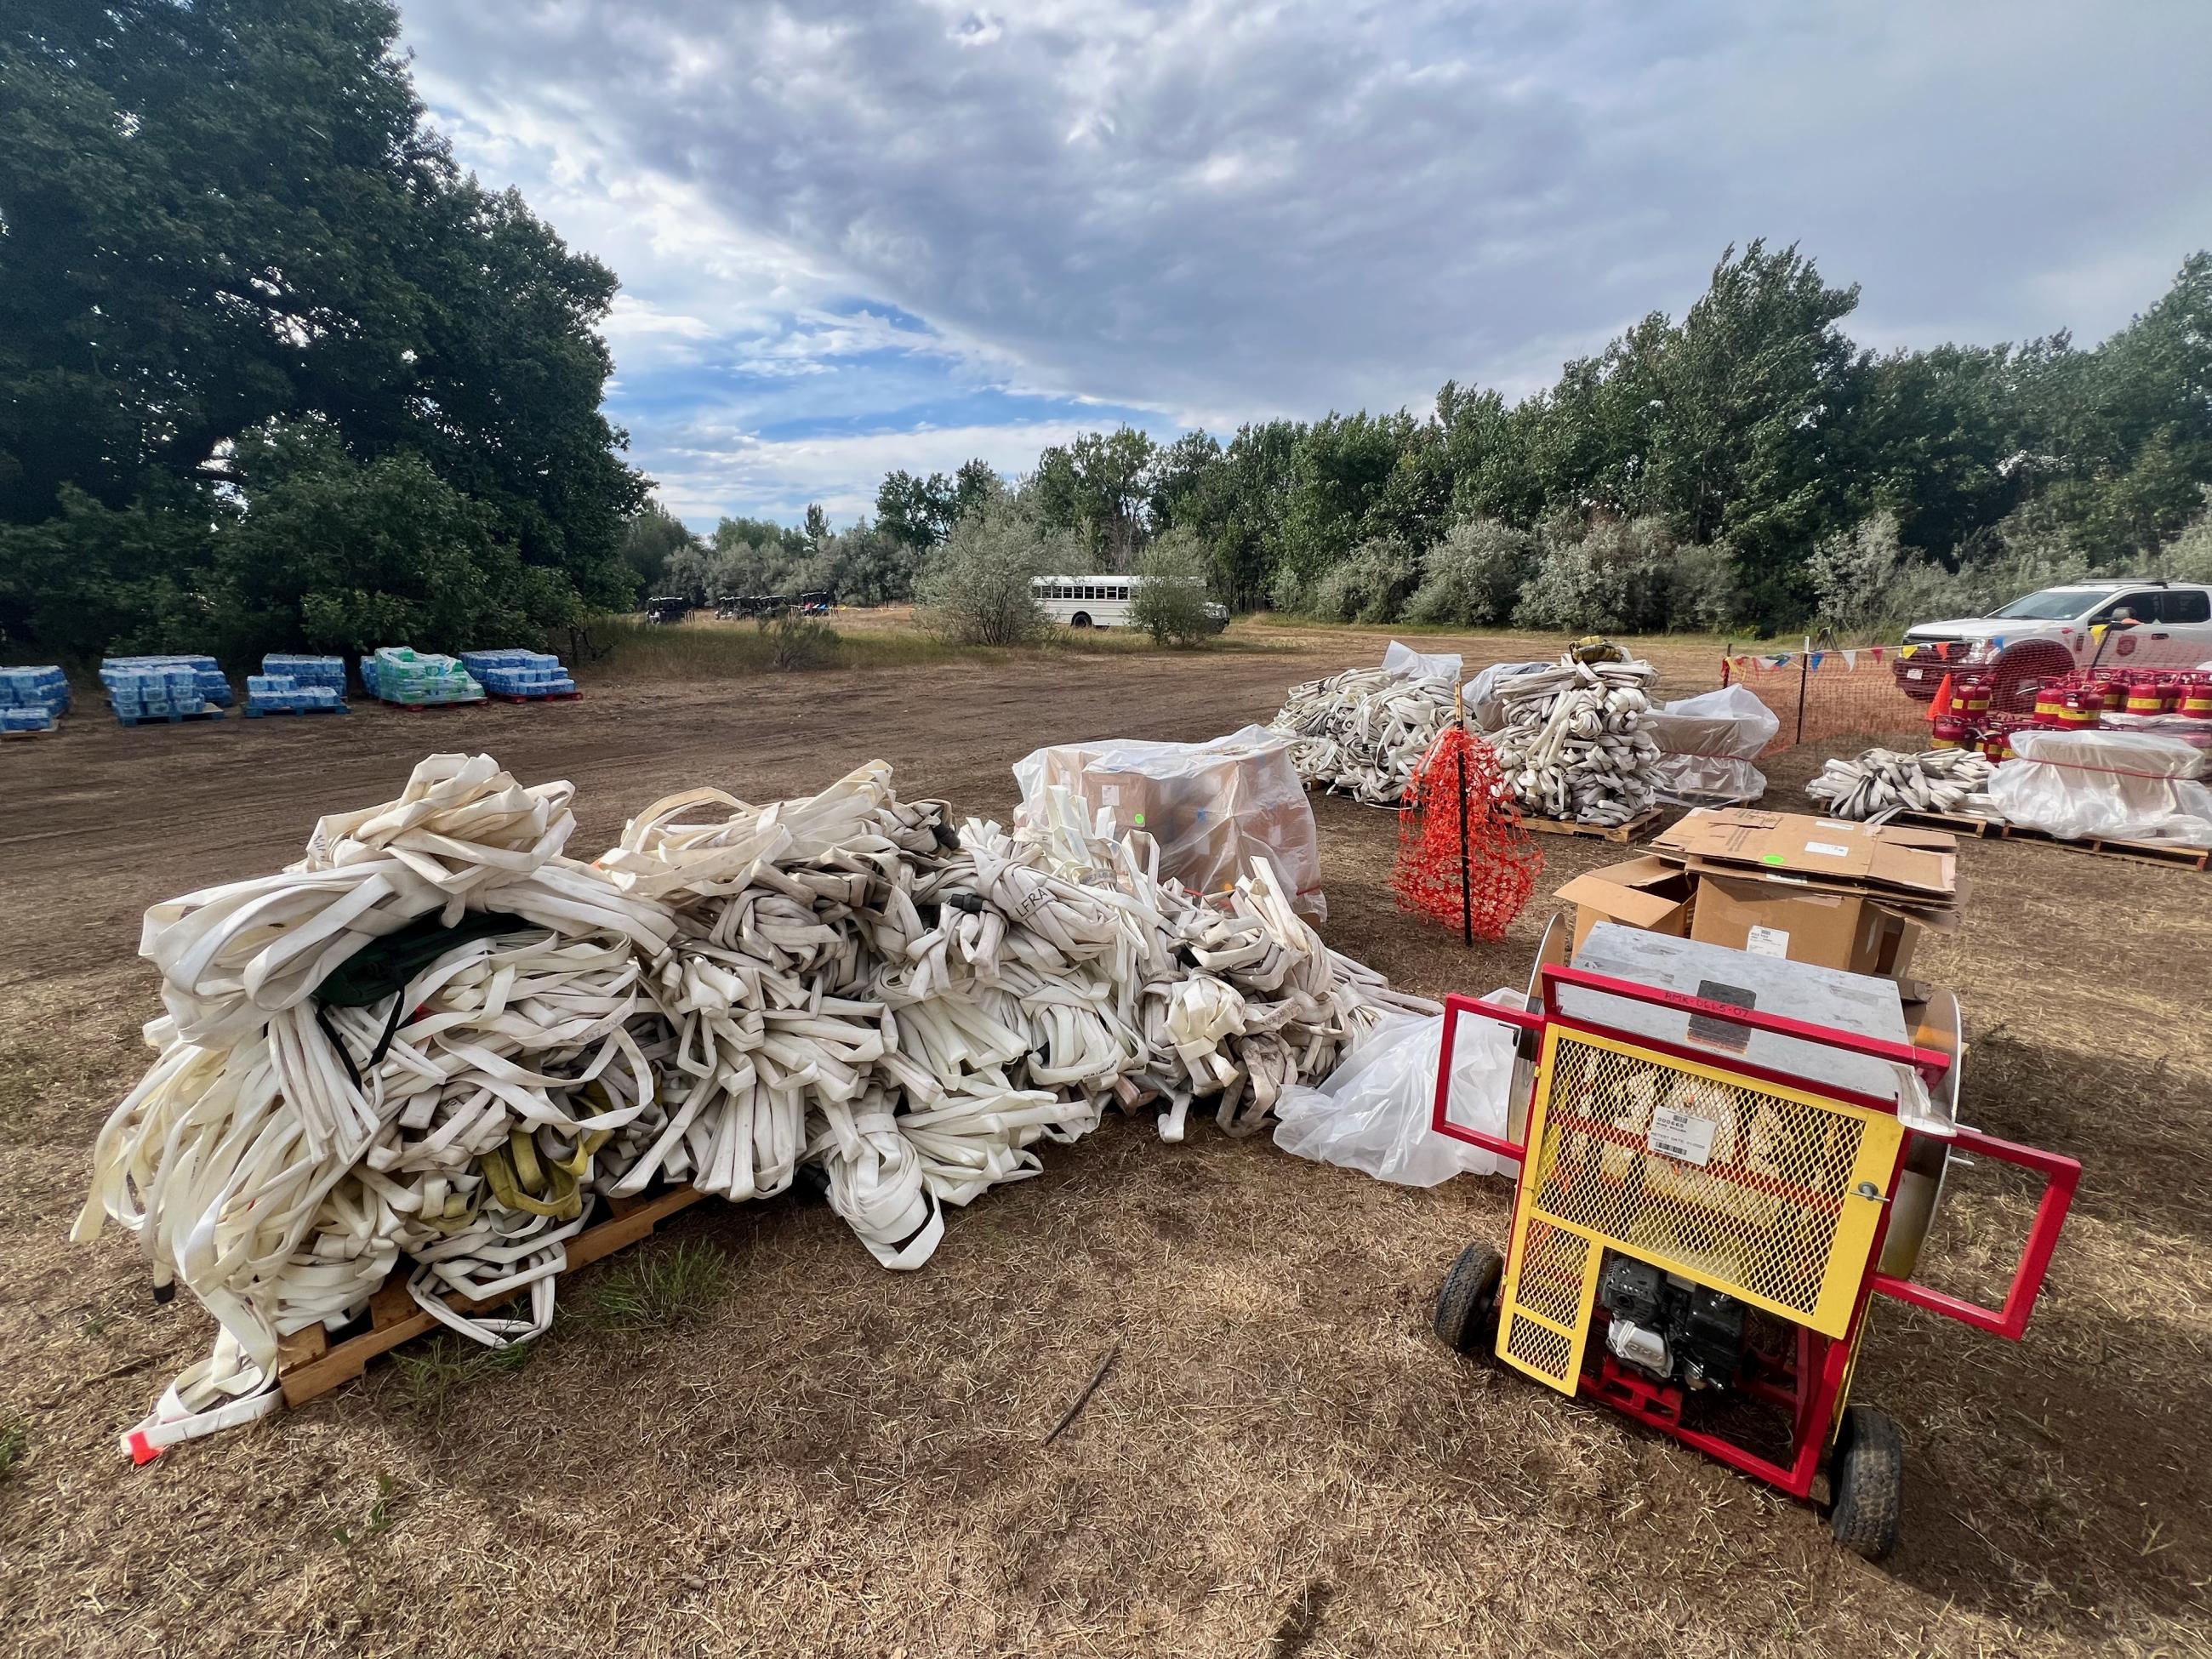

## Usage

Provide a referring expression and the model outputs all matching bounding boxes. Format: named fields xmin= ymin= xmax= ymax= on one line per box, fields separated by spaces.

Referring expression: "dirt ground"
xmin=1 ymin=619 xmax=2206 ymax=1657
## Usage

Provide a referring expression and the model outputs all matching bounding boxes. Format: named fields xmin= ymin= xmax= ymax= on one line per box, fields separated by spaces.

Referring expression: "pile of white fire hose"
xmin=77 ymin=752 xmax=1434 ymax=1455
xmin=1805 ymin=747 xmax=1999 ymax=821
xmin=1489 ymin=655 xmax=1662 ymax=826
xmin=1268 ymin=667 xmax=1458 ymax=805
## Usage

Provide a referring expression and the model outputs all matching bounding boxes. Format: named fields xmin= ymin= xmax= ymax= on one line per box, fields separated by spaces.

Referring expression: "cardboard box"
xmin=1688 ymin=872 xmax=1925 ymax=978
xmin=1652 ymin=808 xmax=1958 ymax=909
xmin=1553 ymin=857 xmax=1696 ymax=953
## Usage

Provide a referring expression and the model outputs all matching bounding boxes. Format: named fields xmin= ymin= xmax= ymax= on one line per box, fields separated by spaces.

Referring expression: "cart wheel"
xmin=1828 ymin=1404 xmax=1904 ymax=1561
xmin=1434 ymin=1244 xmax=1504 ymax=1355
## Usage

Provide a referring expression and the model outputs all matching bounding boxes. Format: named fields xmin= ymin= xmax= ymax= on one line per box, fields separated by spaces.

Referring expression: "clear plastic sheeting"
xmin=1988 ymin=729 xmax=2212 ymax=846
xmin=1271 ymin=1001 xmax=1519 ymax=1186
xmin=1643 ymin=683 xmax=1778 ymax=807
xmin=1466 ymin=661 xmax=1551 ymax=732
xmin=1015 ymin=726 xmax=1325 ymax=920
xmin=1382 ymin=639 xmax=1464 ymax=682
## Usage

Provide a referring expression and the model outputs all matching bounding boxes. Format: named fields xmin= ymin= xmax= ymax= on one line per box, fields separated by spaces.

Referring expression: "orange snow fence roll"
xmin=1392 ymin=722 xmax=1542 ymax=944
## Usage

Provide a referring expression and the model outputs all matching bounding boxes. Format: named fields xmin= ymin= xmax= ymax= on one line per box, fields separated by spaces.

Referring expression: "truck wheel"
xmin=1987 ymin=638 xmax=2074 ymax=715
xmin=1070 ymin=613 xmax=1092 ymax=629
xmin=1828 ymin=1404 xmax=1904 ymax=1560
xmin=1434 ymin=1243 xmax=1504 ymax=1355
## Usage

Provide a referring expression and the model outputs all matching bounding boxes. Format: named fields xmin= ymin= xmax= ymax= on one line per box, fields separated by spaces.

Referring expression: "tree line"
xmin=641 ymin=242 xmax=2212 ymax=637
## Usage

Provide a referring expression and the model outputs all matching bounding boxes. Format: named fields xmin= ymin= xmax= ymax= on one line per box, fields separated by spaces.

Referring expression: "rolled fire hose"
xmin=81 ymin=751 xmax=1437 ymax=1458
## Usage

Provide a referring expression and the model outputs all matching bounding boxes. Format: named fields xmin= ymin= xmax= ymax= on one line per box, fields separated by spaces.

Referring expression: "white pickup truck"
xmin=1896 ymin=579 xmax=2212 ymax=704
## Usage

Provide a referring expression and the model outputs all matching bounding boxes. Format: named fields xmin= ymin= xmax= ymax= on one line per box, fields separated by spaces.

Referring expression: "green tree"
xmin=618 ymin=503 xmax=700 ymax=600
xmin=1128 ymin=529 xmax=1217 ymax=645
xmin=913 ymin=499 xmax=1065 ymax=645
xmin=0 ymin=0 xmax=646 ymax=653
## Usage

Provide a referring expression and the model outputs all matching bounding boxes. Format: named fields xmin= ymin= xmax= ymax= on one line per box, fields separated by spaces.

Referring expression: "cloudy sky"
xmin=396 ymin=0 xmax=2212 ymax=529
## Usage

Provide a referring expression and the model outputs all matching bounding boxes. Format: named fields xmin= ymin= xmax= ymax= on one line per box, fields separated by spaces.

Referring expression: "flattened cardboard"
xmin=1553 ymin=856 xmax=1696 ymax=952
xmin=1654 ymin=807 xmax=1958 ymax=906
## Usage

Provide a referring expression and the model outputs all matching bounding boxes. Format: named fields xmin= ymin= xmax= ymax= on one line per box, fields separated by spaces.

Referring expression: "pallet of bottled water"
xmin=102 ymin=653 xmax=233 ymax=709
xmin=459 ymin=649 xmax=578 ymax=698
xmin=262 ymin=654 xmax=351 ymax=694
xmin=0 ymin=666 xmax=70 ymax=735
xmin=364 ymin=646 xmax=484 ymax=707
xmin=247 ymin=656 xmax=351 ymax=717
xmin=100 ymin=661 xmax=223 ymax=726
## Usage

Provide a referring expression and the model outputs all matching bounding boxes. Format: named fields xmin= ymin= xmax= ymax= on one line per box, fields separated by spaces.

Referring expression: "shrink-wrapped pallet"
xmin=1013 ymin=725 xmax=1325 ymax=920
xmin=1988 ymin=729 xmax=2212 ymax=846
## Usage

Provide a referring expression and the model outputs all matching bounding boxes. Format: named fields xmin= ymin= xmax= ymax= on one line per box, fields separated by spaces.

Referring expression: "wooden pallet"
xmin=0 ymin=726 xmax=59 ymax=740
xmin=1519 ymin=807 xmax=1664 ymax=845
xmin=243 ymin=703 xmax=351 ymax=718
xmin=274 ymin=1183 xmax=710 ymax=1407
xmin=486 ymin=690 xmax=583 ymax=704
xmin=380 ymin=698 xmax=487 ymax=711
xmin=1998 ymin=824 xmax=2210 ymax=871
xmin=1893 ymin=809 xmax=2208 ymax=869
xmin=1890 ymin=808 xmax=2005 ymax=839
xmin=114 ymin=707 xmax=226 ymax=727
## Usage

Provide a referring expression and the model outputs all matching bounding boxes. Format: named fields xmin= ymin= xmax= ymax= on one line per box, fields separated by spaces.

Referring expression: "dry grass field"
xmin=0 ymin=616 xmax=2204 ymax=1656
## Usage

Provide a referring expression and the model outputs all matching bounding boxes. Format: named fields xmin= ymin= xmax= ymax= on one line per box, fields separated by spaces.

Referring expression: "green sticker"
xmin=1133 ymin=812 xmax=1146 ymax=826
xmin=1761 ymin=853 xmax=1786 ymax=865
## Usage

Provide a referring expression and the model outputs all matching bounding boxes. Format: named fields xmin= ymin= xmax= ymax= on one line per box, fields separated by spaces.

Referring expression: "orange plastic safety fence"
xmin=1392 ymin=727 xmax=1542 ymax=942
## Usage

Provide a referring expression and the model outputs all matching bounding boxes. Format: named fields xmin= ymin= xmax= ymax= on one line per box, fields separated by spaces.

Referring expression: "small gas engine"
xmin=1598 ymin=1255 xmax=1746 ymax=1390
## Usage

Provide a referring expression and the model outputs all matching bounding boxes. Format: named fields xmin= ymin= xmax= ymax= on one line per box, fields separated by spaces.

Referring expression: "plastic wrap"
xmin=1271 ymin=1001 xmax=1519 ymax=1184
xmin=1988 ymin=728 xmax=2212 ymax=846
xmin=1647 ymin=752 xmax=1769 ymax=807
xmin=1466 ymin=660 xmax=1550 ymax=731
xmin=1013 ymin=725 xmax=1325 ymax=919
xmin=1382 ymin=639 xmax=1464 ymax=682
xmin=1638 ymin=684 xmax=1776 ymax=806
xmin=1643 ymin=683 xmax=1779 ymax=759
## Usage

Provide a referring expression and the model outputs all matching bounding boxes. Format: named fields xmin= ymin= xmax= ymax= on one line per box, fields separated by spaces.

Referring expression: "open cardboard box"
xmin=1553 ymin=856 xmax=1696 ymax=954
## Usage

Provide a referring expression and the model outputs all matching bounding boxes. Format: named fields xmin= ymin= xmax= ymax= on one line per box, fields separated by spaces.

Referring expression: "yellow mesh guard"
xmin=1494 ymin=1025 xmax=1903 ymax=1394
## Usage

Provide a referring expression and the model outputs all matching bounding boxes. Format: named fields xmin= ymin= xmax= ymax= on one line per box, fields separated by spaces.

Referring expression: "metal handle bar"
xmin=1871 ymin=1127 xmax=2080 ymax=1341
xmin=1429 ymin=994 xmax=1542 ymax=1162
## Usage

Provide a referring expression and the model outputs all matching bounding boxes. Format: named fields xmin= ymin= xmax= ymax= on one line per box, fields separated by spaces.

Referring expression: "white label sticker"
xmin=1097 ymin=785 xmax=1120 ymax=806
xmin=1745 ymin=924 xmax=1791 ymax=958
xmin=1814 ymin=819 xmax=1860 ymax=834
xmin=1804 ymin=841 xmax=1852 ymax=857
xmin=1649 ymin=1105 xmax=1719 ymax=1166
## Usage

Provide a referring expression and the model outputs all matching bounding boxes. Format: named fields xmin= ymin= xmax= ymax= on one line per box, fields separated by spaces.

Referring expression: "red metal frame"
xmin=1431 ymin=964 xmax=2081 ymax=1501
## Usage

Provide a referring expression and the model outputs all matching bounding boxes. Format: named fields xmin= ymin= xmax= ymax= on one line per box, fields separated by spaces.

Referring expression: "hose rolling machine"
xmin=1428 ymin=945 xmax=2078 ymax=1558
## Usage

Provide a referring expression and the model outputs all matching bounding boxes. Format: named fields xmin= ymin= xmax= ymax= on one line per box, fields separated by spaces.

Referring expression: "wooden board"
xmin=1890 ymin=809 xmax=2006 ymax=839
xmin=275 ymin=1183 xmax=710 ymax=1407
xmin=1894 ymin=809 xmax=2207 ymax=869
xmin=1998 ymin=824 xmax=2210 ymax=871
xmin=1519 ymin=807 xmax=1664 ymax=845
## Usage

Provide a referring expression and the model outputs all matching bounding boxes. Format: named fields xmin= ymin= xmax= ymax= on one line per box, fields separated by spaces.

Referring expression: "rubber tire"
xmin=1070 ymin=613 xmax=1092 ymax=629
xmin=1434 ymin=1243 xmax=1505 ymax=1355
xmin=1987 ymin=637 xmax=2076 ymax=715
xmin=1828 ymin=1404 xmax=1905 ymax=1561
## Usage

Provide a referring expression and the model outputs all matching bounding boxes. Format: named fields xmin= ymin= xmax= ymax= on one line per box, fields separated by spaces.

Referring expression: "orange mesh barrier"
xmin=1392 ymin=726 xmax=1542 ymax=943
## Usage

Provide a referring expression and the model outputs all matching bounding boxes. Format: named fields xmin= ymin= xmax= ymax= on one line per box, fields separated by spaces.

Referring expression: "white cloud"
xmin=395 ymin=0 xmax=2212 ymax=517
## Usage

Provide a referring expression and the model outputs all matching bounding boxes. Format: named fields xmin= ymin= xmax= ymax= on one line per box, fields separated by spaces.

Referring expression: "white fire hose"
xmin=79 ymin=751 xmax=1436 ymax=1459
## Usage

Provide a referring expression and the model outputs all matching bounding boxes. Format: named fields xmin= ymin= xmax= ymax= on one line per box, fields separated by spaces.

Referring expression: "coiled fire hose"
xmin=79 ymin=752 xmax=1436 ymax=1457
xmin=1490 ymin=654 xmax=1662 ymax=826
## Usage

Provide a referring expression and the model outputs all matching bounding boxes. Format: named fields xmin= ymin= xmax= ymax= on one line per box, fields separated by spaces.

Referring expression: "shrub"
xmin=1128 ymin=529 xmax=1217 ymax=645
xmin=1513 ymin=516 xmax=1679 ymax=634
xmin=1667 ymin=540 xmax=1751 ymax=633
xmin=1404 ymin=517 xmax=1537 ymax=624
xmin=912 ymin=500 xmax=1066 ymax=645
xmin=1305 ymin=537 xmax=1418 ymax=622
xmin=1808 ymin=507 xmax=2103 ymax=640
xmin=755 ymin=611 xmax=838 ymax=669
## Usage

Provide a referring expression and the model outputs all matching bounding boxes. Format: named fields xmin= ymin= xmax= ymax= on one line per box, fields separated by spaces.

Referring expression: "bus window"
xmin=1115 ymin=586 xmax=1129 ymax=601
